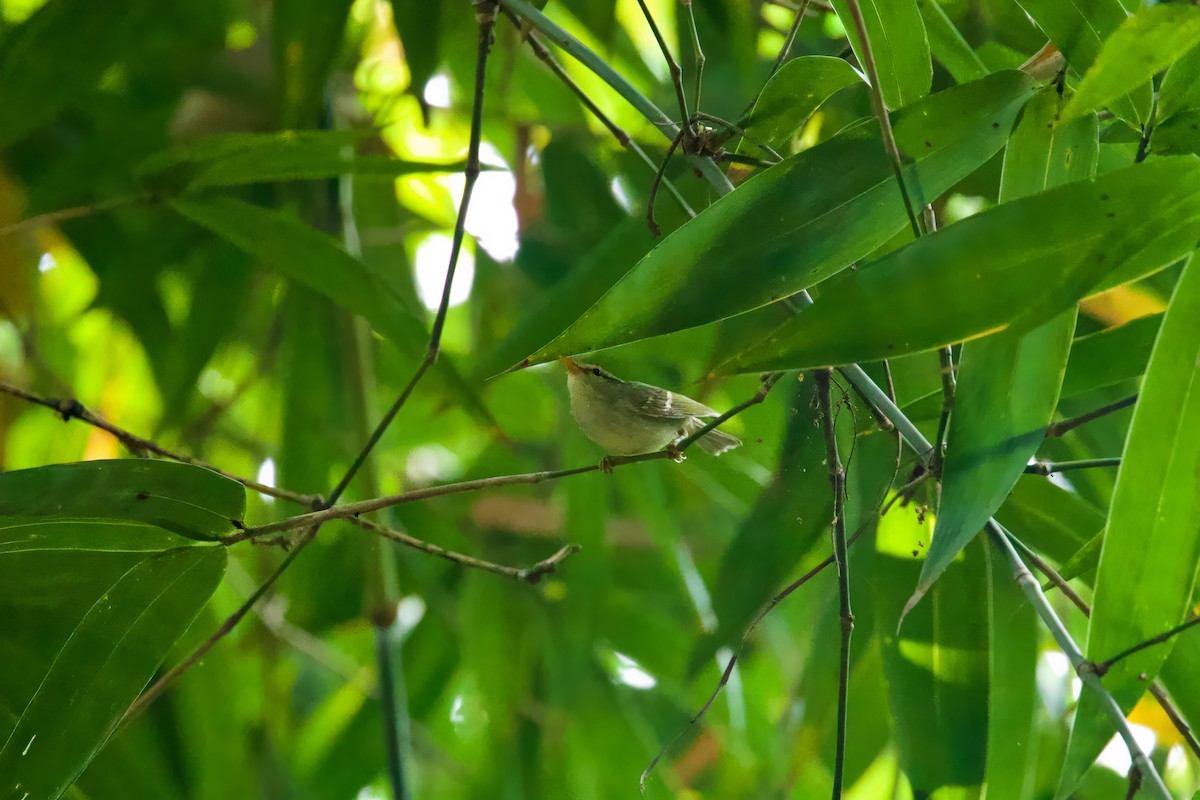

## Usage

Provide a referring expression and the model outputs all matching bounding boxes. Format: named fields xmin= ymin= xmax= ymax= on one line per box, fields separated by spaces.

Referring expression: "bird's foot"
xmin=599 ymin=455 xmax=615 ymax=475
xmin=665 ymin=442 xmax=685 ymax=463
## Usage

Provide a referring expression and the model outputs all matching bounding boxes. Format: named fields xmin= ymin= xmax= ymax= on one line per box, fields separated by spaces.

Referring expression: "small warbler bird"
xmin=560 ymin=357 xmax=741 ymax=465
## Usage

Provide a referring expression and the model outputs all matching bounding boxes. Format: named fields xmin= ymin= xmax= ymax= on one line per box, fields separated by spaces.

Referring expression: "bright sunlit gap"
xmin=423 ymin=73 xmax=451 ymax=108
xmin=255 ymin=458 xmax=277 ymax=504
xmin=37 ymin=252 xmax=56 ymax=273
xmin=449 ymin=694 xmax=466 ymax=725
xmin=436 ymin=142 xmax=519 ymax=262
xmin=613 ymin=651 xmax=657 ymax=690
xmin=1097 ymin=724 xmax=1157 ymax=777
xmin=395 ymin=595 xmax=426 ymax=637
xmin=414 ymin=234 xmax=475 ymax=310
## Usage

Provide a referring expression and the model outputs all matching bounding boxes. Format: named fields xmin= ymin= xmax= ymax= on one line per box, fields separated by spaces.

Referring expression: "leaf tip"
xmin=897 ymin=587 xmax=926 ymax=634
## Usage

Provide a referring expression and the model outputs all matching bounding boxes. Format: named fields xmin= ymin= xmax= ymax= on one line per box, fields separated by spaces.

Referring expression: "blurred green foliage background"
xmin=2 ymin=0 xmax=1200 ymax=798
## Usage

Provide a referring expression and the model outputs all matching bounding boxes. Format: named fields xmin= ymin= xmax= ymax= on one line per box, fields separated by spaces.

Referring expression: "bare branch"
xmin=1046 ymin=394 xmax=1137 ymax=438
xmin=350 ymin=516 xmax=580 ymax=584
xmin=0 ymin=380 xmax=320 ymax=508
xmin=816 ymin=369 xmax=853 ymax=798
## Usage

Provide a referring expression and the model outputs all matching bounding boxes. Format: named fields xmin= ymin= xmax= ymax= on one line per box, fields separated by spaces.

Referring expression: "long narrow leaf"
xmin=525 ymin=72 xmax=1036 ymax=365
xmin=916 ymin=89 xmax=1096 ymax=604
xmin=1058 ymin=252 xmax=1200 ymax=795
xmin=721 ymin=157 xmax=1200 ymax=374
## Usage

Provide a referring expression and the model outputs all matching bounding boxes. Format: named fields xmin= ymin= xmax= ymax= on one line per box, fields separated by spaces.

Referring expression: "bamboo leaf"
xmin=830 ymin=0 xmax=932 ymax=110
xmin=170 ymin=196 xmax=496 ymax=428
xmin=985 ymin=544 xmax=1040 ymax=800
xmin=1158 ymin=42 xmax=1200 ymax=121
xmin=916 ymin=89 xmax=1095 ymax=603
xmin=1060 ymin=313 xmax=1161 ymax=399
xmin=1150 ymin=109 xmax=1200 ymax=158
xmin=1064 ymin=5 xmax=1200 ymax=122
xmin=0 ymin=460 xmax=243 ymax=542
xmin=1059 ymin=252 xmax=1200 ymax=795
xmin=138 ymin=130 xmax=476 ymax=191
xmin=876 ymin=510 xmax=989 ymax=793
xmin=738 ymin=56 xmax=865 ymax=152
xmin=524 ymin=72 xmax=1036 ymax=365
xmin=916 ymin=0 xmax=989 ymax=84
xmin=994 ymin=477 xmax=1104 ymax=564
xmin=720 ymin=157 xmax=1200 ymax=375
xmin=1016 ymin=0 xmax=1150 ymax=124
xmin=0 ymin=545 xmax=226 ymax=800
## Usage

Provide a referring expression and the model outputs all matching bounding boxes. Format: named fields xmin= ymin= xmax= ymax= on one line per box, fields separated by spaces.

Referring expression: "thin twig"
xmin=768 ymin=0 xmax=809 ymax=81
xmin=681 ymin=0 xmax=705 ymax=113
xmin=375 ymin=627 xmax=410 ymax=800
xmin=842 ymin=0 xmax=921 ymax=238
xmin=647 ymin=129 xmax=686 ymax=237
xmin=987 ymin=523 xmax=1171 ymax=799
xmin=0 ymin=195 xmax=139 ymax=238
xmin=1024 ymin=457 xmax=1120 ymax=475
xmin=123 ymin=3 xmax=507 ymax=728
xmin=1096 ymin=616 xmax=1200 ymax=677
xmin=816 ymin=370 xmax=852 ymax=798
xmin=122 ymin=526 xmax=319 ymax=727
xmin=226 ymin=376 xmax=778 ymax=545
xmin=328 ymin=1 xmax=500 ymax=504
xmin=496 ymin=4 xmax=1171 ymax=783
xmin=634 ymin=0 xmax=690 ymax=128
xmin=924 ymin=208 xmax=955 ymax=478
xmin=350 ymin=516 xmax=580 ymax=583
xmin=0 ymin=380 xmax=320 ymax=508
xmin=639 ymin=457 xmax=913 ymax=793
xmin=1135 ymin=92 xmax=1158 ymax=165
xmin=765 ymin=0 xmax=834 ymax=12
xmin=739 ymin=0 xmax=811 ymax=122
xmin=502 ymin=8 xmax=694 ymax=217
xmin=1046 ymin=394 xmax=1137 ymax=438
xmin=1012 ymin=534 xmax=1200 ymax=759
xmin=499 ymin=0 xmax=735 ymax=194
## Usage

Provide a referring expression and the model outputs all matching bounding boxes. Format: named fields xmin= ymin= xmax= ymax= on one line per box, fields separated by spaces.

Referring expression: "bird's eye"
xmin=591 ymin=368 xmax=602 ymax=377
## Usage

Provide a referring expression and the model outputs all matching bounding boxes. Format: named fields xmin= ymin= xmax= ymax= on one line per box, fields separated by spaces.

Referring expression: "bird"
xmin=559 ymin=356 xmax=741 ymax=471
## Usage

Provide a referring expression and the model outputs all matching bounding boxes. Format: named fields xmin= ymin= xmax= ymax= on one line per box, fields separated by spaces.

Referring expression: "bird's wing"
xmin=630 ymin=382 xmax=719 ymax=419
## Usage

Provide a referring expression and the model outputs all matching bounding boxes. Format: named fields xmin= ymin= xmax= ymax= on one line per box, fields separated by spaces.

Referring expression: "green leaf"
xmin=1017 ymin=0 xmax=1150 ymax=124
xmin=0 ymin=460 xmax=244 ymax=541
xmin=1060 ymin=312 xmax=1161 ymax=398
xmin=720 ymin=157 xmax=1200 ymax=374
xmin=994 ymin=477 xmax=1104 ymax=564
xmin=916 ymin=0 xmax=989 ymax=84
xmin=139 ymin=130 xmax=475 ymax=191
xmin=738 ymin=56 xmax=864 ymax=152
xmin=693 ymin=381 xmax=829 ymax=670
xmin=876 ymin=510 xmax=989 ymax=793
xmin=0 ymin=519 xmax=197 ymax=554
xmin=830 ymin=0 xmax=932 ymax=110
xmin=985 ymin=546 xmax=1040 ymax=800
xmin=272 ymin=0 xmax=355 ymax=127
xmin=0 ymin=1 xmax=154 ymax=146
xmin=1063 ymin=5 xmax=1200 ymax=121
xmin=1059 ymin=252 xmax=1200 ymax=795
xmin=1053 ymin=529 xmax=1102 ymax=585
xmin=1159 ymin=634 xmax=1200 ymax=748
xmin=1150 ymin=108 xmax=1200 ymax=157
xmin=169 ymin=195 xmax=496 ymax=428
xmin=476 ymin=218 xmax=657 ymax=380
xmin=916 ymin=88 xmax=1095 ymax=602
xmin=1158 ymin=42 xmax=1200 ymax=121
xmin=526 ymin=72 xmax=1036 ymax=365
xmin=390 ymin=0 xmax=442 ymax=117
xmin=0 ymin=545 xmax=226 ymax=800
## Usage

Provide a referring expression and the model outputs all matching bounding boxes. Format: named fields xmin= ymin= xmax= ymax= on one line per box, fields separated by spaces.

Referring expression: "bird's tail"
xmin=689 ymin=420 xmax=741 ymax=456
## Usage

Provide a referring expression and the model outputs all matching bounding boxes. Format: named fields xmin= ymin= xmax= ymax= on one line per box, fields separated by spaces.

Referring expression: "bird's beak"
xmin=558 ymin=356 xmax=582 ymax=375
